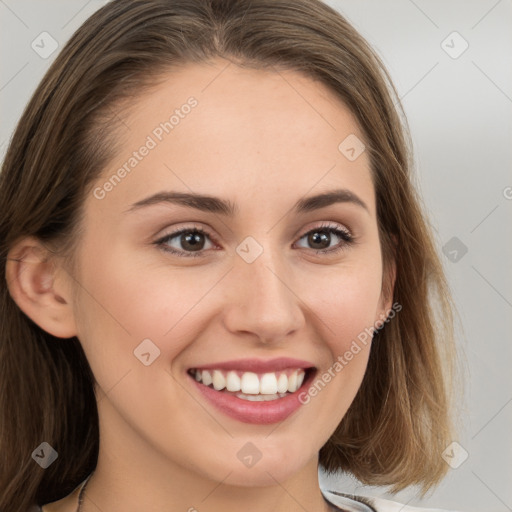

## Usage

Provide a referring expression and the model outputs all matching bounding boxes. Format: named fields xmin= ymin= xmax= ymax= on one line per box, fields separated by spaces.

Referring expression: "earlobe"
xmin=5 ymin=237 xmax=78 ymax=338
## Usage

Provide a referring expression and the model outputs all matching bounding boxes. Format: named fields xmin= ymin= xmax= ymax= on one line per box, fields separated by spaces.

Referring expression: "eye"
xmin=155 ymin=222 xmax=355 ymax=258
xmin=295 ymin=223 xmax=354 ymax=254
xmin=155 ymin=226 xmax=216 ymax=257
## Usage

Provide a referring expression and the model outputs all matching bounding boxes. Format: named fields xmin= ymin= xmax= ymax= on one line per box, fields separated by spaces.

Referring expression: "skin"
xmin=7 ymin=58 xmax=395 ymax=512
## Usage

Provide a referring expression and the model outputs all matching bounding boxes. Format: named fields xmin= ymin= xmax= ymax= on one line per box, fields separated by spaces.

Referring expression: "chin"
xmin=219 ymin=447 xmax=314 ymax=487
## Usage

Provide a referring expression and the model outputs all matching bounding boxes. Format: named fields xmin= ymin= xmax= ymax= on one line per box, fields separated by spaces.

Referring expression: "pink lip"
xmin=187 ymin=367 xmax=316 ymax=425
xmin=189 ymin=357 xmax=315 ymax=373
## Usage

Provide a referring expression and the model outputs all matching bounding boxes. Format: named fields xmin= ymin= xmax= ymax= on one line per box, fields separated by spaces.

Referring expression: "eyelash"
xmin=154 ymin=222 xmax=355 ymax=258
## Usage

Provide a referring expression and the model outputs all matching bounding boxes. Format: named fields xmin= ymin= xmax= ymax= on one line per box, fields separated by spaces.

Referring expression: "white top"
xmin=321 ymin=488 xmax=462 ymax=512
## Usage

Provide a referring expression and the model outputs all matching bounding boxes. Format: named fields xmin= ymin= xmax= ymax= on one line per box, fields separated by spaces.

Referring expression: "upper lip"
xmin=189 ymin=357 xmax=315 ymax=373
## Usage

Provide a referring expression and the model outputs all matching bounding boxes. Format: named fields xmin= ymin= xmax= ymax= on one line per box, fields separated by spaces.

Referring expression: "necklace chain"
xmin=76 ymin=471 xmax=94 ymax=512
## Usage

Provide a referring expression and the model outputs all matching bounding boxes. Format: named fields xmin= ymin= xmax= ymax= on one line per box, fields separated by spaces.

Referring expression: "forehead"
xmin=88 ymin=59 xmax=375 ymax=217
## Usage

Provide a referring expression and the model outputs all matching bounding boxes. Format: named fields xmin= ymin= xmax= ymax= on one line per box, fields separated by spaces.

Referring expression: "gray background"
xmin=1 ymin=1 xmax=511 ymax=511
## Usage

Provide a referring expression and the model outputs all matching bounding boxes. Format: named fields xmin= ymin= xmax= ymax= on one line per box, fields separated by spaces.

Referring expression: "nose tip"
xmin=221 ymin=255 xmax=305 ymax=343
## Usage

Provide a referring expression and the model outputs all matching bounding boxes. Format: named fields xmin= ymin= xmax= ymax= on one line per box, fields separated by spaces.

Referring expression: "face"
xmin=67 ymin=59 xmax=392 ymax=486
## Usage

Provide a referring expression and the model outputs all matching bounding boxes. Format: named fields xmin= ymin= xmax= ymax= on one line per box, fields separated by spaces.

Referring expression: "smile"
xmin=186 ymin=365 xmax=316 ymax=424
xmin=188 ymin=368 xmax=306 ymax=399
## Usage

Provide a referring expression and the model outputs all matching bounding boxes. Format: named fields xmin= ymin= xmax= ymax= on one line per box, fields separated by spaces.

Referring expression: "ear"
xmin=5 ymin=236 xmax=78 ymax=338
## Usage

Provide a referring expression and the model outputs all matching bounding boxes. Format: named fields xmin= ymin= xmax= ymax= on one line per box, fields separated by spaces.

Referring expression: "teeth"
xmin=191 ymin=368 xmax=308 ymax=395
xmin=259 ymin=373 xmax=278 ymax=394
xmin=226 ymin=371 xmax=241 ymax=392
xmin=296 ymin=371 xmax=305 ymax=388
xmin=212 ymin=370 xmax=225 ymax=391
xmin=287 ymin=371 xmax=297 ymax=392
xmin=202 ymin=370 xmax=212 ymax=386
xmin=277 ymin=373 xmax=288 ymax=393
xmin=235 ymin=392 xmax=289 ymax=401
xmin=241 ymin=372 xmax=260 ymax=394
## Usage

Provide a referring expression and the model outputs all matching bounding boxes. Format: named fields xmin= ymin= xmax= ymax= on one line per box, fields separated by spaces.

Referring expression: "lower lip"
xmin=188 ymin=370 xmax=316 ymax=425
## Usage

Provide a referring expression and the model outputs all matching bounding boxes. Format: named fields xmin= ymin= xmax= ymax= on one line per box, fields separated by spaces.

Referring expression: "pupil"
xmin=309 ymin=231 xmax=330 ymax=249
xmin=182 ymin=232 xmax=204 ymax=251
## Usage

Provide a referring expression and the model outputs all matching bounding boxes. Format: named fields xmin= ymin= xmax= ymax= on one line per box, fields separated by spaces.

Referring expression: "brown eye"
xmin=307 ymin=231 xmax=331 ymax=250
xmin=157 ymin=227 xmax=215 ymax=257
xmin=180 ymin=231 xmax=206 ymax=251
xmin=295 ymin=225 xmax=354 ymax=254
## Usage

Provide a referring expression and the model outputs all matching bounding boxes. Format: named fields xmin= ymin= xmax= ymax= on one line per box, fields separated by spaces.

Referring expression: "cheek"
xmin=302 ymin=260 xmax=383 ymax=352
xmin=73 ymin=249 xmax=223 ymax=377
xmin=295 ymin=265 xmax=382 ymax=421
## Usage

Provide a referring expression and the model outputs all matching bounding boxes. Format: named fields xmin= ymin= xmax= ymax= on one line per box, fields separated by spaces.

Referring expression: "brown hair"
xmin=0 ymin=1 xmax=458 ymax=510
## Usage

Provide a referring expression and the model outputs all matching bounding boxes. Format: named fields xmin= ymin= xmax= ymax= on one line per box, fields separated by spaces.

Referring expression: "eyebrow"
xmin=124 ymin=188 xmax=369 ymax=215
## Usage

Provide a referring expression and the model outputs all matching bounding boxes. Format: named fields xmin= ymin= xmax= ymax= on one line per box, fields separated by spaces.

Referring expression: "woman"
xmin=0 ymin=1 xmax=459 ymax=511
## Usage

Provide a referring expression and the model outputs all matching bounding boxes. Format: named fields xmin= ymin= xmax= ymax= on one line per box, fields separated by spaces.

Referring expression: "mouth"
xmin=184 ymin=357 xmax=317 ymax=424
xmin=186 ymin=367 xmax=316 ymax=402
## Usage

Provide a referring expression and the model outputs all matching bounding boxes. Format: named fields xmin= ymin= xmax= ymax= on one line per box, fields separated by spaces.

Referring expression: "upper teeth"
xmin=192 ymin=369 xmax=306 ymax=394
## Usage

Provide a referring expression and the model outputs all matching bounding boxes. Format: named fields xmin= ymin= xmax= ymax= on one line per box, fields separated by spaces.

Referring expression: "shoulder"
xmin=321 ymin=489 xmax=463 ymax=512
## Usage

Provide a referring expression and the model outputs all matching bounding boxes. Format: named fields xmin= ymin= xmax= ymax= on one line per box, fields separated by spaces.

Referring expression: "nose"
xmin=221 ymin=247 xmax=305 ymax=344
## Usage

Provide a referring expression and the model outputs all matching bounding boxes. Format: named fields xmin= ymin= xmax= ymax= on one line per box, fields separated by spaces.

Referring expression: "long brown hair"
xmin=0 ymin=1 xmax=458 ymax=510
